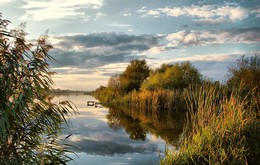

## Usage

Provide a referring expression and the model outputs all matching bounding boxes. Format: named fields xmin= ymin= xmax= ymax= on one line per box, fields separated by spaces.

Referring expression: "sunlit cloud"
xmin=139 ymin=4 xmax=249 ymax=25
xmin=21 ymin=0 xmax=105 ymax=21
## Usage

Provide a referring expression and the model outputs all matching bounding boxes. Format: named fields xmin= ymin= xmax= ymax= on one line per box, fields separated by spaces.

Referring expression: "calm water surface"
xmin=55 ymin=95 xmax=181 ymax=165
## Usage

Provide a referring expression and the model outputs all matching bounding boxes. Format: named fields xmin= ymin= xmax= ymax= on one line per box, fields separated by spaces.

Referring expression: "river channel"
xmin=55 ymin=94 xmax=184 ymax=165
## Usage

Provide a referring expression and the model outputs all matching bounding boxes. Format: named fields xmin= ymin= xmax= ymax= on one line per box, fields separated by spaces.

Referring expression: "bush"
xmin=227 ymin=55 xmax=260 ymax=93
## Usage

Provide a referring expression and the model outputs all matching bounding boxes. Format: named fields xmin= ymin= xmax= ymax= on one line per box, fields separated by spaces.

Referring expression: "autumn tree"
xmin=0 ymin=14 xmax=76 ymax=164
xmin=107 ymin=74 xmax=121 ymax=96
xmin=119 ymin=59 xmax=150 ymax=93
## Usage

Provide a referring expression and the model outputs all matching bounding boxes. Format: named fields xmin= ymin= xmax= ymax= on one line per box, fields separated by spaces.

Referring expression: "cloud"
xmin=48 ymin=33 xmax=165 ymax=90
xmin=1 ymin=0 xmax=16 ymax=4
xmin=21 ymin=0 xmax=105 ymax=21
xmin=108 ymin=23 xmax=132 ymax=27
xmin=60 ymin=114 xmax=159 ymax=156
xmin=165 ymin=27 xmax=260 ymax=47
xmin=251 ymin=8 xmax=260 ymax=18
xmin=138 ymin=4 xmax=249 ymax=25
xmin=121 ymin=11 xmax=132 ymax=17
xmin=49 ymin=32 xmax=161 ymax=69
xmin=68 ymin=136 xmax=158 ymax=155
xmin=49 ymin=28 xmax=259 ymax=72
xmin=147 ymin=52 xmax=246 ymax=82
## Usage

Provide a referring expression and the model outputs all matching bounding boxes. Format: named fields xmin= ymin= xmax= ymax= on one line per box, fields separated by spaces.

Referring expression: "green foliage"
xmin=120 ymin=59 xmax=150 ymax=93
xmin=94 ymin=59 xmax=150 ymax=102
xmin=141 ymin=61 xmax=202 ymax=90
xmin=0 ymin=15 xmax=76 ymax=164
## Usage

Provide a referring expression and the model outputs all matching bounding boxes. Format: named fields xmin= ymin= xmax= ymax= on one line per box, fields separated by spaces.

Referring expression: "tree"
xmin=155 ymin=63 xmax=173 ymax=73
xmin=120 ymin=59 xmax=150 ymax=93
xmin=0 ymin=14 xmax=76 ymax=164
xmin=141 ymin=61 xmax=202 ymax=90
xmin=227 ymin=55 xmax=260 ymax=92
xmin=107 ymin=74 xmax=122 ymax=96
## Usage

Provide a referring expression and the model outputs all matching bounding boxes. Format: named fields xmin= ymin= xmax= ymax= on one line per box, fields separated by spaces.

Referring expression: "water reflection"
xmin=107 ymin=105 xmax=185 ymax=147
xmin=107 ymin=110 xmax=147 ymax=141
xmin=55 ymin=94 xmax=184 ymax=165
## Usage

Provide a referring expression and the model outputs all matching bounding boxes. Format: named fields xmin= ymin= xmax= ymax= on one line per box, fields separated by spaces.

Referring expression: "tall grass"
xmin=120 ymin=89 xmax=185 ymax=114
xmin=161 ymin=84 xmax=260 ymax=164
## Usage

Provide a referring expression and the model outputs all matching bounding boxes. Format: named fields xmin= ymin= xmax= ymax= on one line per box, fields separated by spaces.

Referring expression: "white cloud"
xmin=139 ymin=4 xmax=249 ymax=24
xmin=251 ymin=8 xmax=260 ymax=18
xmin=194 ymin=17 xmax=227 ymax=25
xmin=21 ymin=0 xmax=105 ymax=21
xmin=93 ymin=12 xmax=106 ymax=21
xmin=1 ymin=0 xmax=15 ymax=4
xmin=147 ymin=10 xmax=160 ymax=16
xmin=165 ymin=28 xmax=260 ymax=47
xmin=97 ymin=62 xmax=128 ymax=74
xmin=108 ymin=23 xmax=132 ymax=27
xmin=142 ymin=46 xmax=168 ymax=55
xmin=121 ymin=11 xmax=132 ymax=17
xmin=159 ymin=7 xmax=185 ymax=17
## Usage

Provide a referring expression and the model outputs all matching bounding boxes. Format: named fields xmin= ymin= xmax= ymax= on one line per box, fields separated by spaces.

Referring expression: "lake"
xmin=55 ymin=94 xmax=183 ymax=165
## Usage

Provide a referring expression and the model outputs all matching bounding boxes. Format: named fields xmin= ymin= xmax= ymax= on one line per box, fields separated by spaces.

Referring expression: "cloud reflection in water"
xmin=58 ymin=95 xmax=165 ymax=164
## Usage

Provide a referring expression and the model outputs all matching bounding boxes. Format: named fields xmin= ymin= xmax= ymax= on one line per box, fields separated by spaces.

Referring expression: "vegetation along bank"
xmin=94 ymin=55 xmax=259 ymax=164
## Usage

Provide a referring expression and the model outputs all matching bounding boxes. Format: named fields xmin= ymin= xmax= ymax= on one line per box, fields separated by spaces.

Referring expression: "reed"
xmin=118 ymin=89 xmax=186 ymax=121
xmin=161 ymin=84 xmax=260 ymax=164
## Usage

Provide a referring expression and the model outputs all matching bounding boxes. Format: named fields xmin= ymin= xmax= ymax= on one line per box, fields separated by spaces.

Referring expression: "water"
xmin=54 ymin=94 xmax=183 ymax=165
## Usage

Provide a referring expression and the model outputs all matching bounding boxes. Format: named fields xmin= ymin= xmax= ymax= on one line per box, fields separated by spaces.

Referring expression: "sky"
xmin=1 ymin=0 xmax=260 ymax=91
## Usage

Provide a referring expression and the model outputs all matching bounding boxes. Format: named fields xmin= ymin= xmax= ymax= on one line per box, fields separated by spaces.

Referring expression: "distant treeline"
xmin=93 ymin=55 xmax=259 ymax=164
xmin=53 ymin=89 xmax=91 ymax=95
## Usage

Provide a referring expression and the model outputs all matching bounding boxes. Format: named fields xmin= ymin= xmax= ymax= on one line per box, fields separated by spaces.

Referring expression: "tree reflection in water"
xmin=107 ymin=106 xmax=185 ymax=148
xmin=107 ymin=108 xmax=146 ymax=141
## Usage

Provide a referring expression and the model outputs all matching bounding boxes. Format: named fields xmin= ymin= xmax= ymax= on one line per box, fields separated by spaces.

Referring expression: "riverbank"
xmin=93 ymin=56 xmax=259 ymax=164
